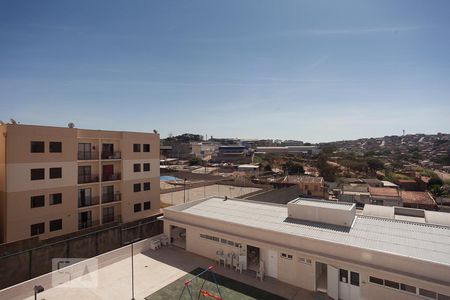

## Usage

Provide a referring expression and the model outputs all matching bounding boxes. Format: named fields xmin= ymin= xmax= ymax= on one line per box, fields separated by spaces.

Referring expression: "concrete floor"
xmin=161 ymin=184 xmax=261 ymax=205
xmin=24 ymin=246 xmax=322 ymax=300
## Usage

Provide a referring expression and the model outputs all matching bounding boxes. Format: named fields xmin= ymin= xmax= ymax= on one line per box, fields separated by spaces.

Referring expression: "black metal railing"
xmin=101 ymin=151 xmax=121 ymax=160
xmin=78 ymin=196 xmax=100 ymax=208
xmin=102 ymin=192 xmax=121 ymax=203
xmin=77 ymin=151 xmax=99 ymax=160
xmin=102 ymin=215 xmax=121 ymax=224
xmin=102 ymin=173 xmax=121 ymax=182
xmin=78 ymin=174 xmax=99 ymax=184
xmin=78 ymin=220 xmax=100 ymax=230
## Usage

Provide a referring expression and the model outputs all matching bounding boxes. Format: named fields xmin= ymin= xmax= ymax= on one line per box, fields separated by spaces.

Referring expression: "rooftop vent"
xmin=287 ymin=198 xmax=356 ymax=227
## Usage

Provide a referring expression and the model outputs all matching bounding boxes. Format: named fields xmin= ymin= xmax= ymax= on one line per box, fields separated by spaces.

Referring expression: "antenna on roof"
xmin=68 ymin=122 xmax=75 ymax=128
xmin=10 ymin=119 xmax=17 ymax=124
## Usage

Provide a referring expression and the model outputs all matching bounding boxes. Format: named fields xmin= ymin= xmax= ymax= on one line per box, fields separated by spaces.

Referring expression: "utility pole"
xmin=183 ymin=178 xmax=187 ymax=203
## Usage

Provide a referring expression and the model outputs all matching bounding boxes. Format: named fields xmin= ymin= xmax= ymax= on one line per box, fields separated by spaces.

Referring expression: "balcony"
xmin=78 ymin=174 xmax=99 ymax=184
xmin=102 ymin=192 xmax=121 ymax=204
xmin=102 ymin=173 xmax=121 ymax=182
xmin=101 ymin=151 xmax=121 ymax=160
xmin=102 ymin=215 xmax=121 ymax=224
xmin=78 ymin=196 xmax=100 ymax=208
xmin=78 ymin=151 xmax=99 ymax=160
xmin=78 ymin=220 xmax=100 ymax=230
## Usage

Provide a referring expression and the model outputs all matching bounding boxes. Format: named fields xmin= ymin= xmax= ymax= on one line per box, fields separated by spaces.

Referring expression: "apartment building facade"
xmin=0 ymin=124 xmax=160 ymax=243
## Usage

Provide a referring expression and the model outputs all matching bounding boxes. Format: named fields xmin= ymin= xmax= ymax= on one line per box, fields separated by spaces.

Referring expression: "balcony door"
xmin=102 ymin=185 xmax=114 ymax=203
xmin=79 ymin=211 xmax=92 ymax=229
xmin=78 ymin=143 xmax=92 ymax=160
xmin=102 ymin=206 xmax=114 ymax=223
xmin=102 ymin=164 xmax=114 ymax=181
xmin=78 ymin=188 xmax=92 ymax=207
xmin=78 ymin=165 xmax=92 ymax=183
xmin=102 ymin=143 xmax=114 ymax=159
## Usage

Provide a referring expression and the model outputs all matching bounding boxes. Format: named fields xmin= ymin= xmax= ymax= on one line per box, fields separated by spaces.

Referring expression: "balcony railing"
xmin=102 ymin=173 xmax=121 ymax=182
xmin=78 ymin=220 xmax=100 ymax=230
xmin=102 ymin=192 xmax=121 ymax=204
xmin=78 ymin=151 xmax=99 ymax=160
xmin=102 ymin=215 xmax=121 ymax=224
xmin=101 ymin=151 xmax=121 ymax=160
xmin=78 ymin=196 xmax=100 ymax=208
xmin=78 ymin=174 xmax=99 ymax=184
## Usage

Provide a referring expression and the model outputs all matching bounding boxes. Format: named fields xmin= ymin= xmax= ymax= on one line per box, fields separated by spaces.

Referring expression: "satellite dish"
xmin=153 ymin=129 xmax=158 ymax=134
xmin=0 ymin=120 xmax=4 ymax=125
xmin=68 ymin=122 xmax=75 ymax=128
xmin=10 ymin=119 xmax=17 ymax=124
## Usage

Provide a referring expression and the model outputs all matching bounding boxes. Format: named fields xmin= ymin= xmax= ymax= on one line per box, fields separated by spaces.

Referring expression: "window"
xmin=350 ymin=272 xmax=359 ymax=286
xmin=49 ymin=167 xmax=62 ymax=179
xmin=31 ymin=195 xmax=45 ymax=208
xmin=31 ymin=168 xmax=45 ymax=180
xmin=143 ymin=182 xmax=151 ymax=191
xmin=31 ymin=223 xmax=45 ymax=236
xmin=31 ymin=141 xmax=45 ymax=153
xmin=134 ymin=203 xmax=142 ymax=212
xmin=220 ymin=238 xmax=227 ymax=244
xmin=143 ymin=201 xmax=151 ymax=210
xmin=133 ymin=144 xmax=141 ymax=152
xmin=50 ymin=193 xmax=62 ymax=205
xmin=400 ymin=283 xmax=416 ymax=294
xmin=299 ymin=257 xmax=312 ymax=265
xmin=384 ymin=280 xmax=399 ymax=289
xmin=419 ymin=289 xmax=437 ymax=299
xmin=369 ymin=276 xmax=384 ymax=285
xmin=143 ymin=163 xmax=150 ymax=172
xmin=49 ymin=219 xmax=62 ymax=231
xmin=133 ymin=183 xmax=141 ymax=192
xmin=280 ymin=253 xmax=293 ymax=260
xmin=340 ymin=269 xmax=349 ymax=283
xmin=143 ymin=144 xmax=150 ymax=152
xmin=49 ymin=141 xmax=62 ymax=153
xmin=133 ymin=164 xmax=141 ymax=172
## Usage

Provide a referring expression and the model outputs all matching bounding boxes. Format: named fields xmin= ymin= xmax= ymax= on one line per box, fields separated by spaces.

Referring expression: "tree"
xmin=367 ymin=158 xmax=384 ymax=172
xmin=283 ymin=160 xmax=305 ymax=175
xmin=317 ymin=153 xmax=337 ymax=181
xmin=189 ymin=157 xmax=203 ymax=166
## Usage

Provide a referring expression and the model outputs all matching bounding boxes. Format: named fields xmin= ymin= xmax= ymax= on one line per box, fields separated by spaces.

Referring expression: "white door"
xmin=327 ymin=265 xmax=339 ymax=300
xmin=266 ymin=250 xmax=278 ymax=278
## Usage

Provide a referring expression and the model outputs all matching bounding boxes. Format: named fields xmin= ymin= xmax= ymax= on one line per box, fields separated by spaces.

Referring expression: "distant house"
xmin=237 ymin=164 xmax=260 ymax=176
xmin=401 ymin=191 xmax=438 ymax=210
xmin=297 ymin=176 xmax=325 ymax=198
xmin=397 ymin=179 xmax=421 ymax=191
xmin=339 ymin=183 xmax=370 ymax=205
xmin=369 ymin=187 xmax=401 ymax=206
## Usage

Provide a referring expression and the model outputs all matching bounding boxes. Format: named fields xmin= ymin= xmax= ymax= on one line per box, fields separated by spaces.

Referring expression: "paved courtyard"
xmin=18 ymin=246 xmax=321 ymax=300
xmin=161 ymin=184 xmax=262 ymax=205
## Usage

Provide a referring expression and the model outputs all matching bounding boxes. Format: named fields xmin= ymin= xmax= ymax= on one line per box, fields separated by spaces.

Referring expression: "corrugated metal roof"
xmin=180 ymin=197 xmax=450 ymax=266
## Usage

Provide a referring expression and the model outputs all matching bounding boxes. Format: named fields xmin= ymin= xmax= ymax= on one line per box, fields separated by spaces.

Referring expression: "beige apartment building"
xmin=163 ymin=197 xmax=450 ymax=300
xmin=0 ymin=123 xmax=160 ymax=243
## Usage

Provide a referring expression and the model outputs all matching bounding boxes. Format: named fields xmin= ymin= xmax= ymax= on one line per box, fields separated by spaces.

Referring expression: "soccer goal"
xmin=178 ymin=265 xmax=223 ymax=300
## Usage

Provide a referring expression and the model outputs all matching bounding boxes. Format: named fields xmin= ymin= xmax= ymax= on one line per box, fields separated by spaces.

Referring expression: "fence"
xmin=0 ymin=215 xmax=163 ymax=290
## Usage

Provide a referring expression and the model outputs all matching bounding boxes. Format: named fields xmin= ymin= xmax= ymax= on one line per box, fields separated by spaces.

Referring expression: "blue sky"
xmin=1 ymin=0 xmax=449 ymax=142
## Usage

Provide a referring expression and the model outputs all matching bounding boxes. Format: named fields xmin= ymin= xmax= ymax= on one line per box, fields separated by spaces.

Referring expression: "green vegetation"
xmin=283 ymin=160 xmax=305 ymax=175
xmin=165 ymin=133 xmax=203 ymax=143
xmin=317 ymin=153 xmax=337 ymax=181
xmin=188 ymin=157 xmax=204 ymax=166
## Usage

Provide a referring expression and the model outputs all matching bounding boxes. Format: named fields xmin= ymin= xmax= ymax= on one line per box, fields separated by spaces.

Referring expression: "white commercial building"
xmin=163 ymin=197 xmax=450 ymax=300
